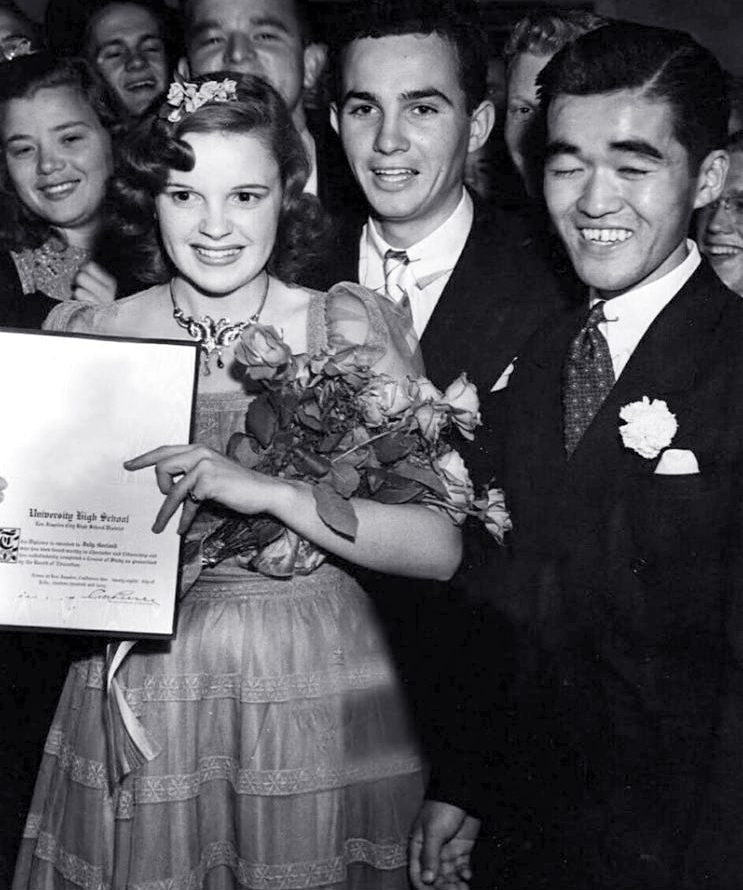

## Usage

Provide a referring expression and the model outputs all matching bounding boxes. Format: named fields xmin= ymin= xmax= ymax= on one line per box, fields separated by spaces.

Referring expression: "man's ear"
xmin=176 ymin=56 xmax=191 ymax=79
xmin=467 ymin=99 xmax=496 ymax=154
xmin=694 ymin=149 xmax=729 ymax=210
xmin=303 ymin=42 xmax=327 ymax=90
xmin=329 ymin=102 xmax=339 ymax=136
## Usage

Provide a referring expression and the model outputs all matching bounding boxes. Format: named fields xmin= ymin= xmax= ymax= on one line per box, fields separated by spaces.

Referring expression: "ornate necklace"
xmin=170 ymin=275 xmax=270 ymax=375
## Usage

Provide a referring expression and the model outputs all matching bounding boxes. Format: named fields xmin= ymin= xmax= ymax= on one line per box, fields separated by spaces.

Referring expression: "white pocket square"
xmin=654 ymin=448 xmax=699 ymax=475
xmin=491 ymin=359 xmax=517 ymax=392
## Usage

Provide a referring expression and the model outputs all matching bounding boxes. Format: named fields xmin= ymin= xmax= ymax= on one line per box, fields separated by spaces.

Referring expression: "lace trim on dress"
xmin=128 ymin=665 xmax=398 ymax=707
xmin=12 ymin=238 xmax=90 ymax=302
xmin=40 ymin=722 xmax=421 ymax=801
xmin=134 ymin=753 xmax=422 ymax=801
xmin=43 ymin=727 xmax=108 ymax=790
xmin=35 ymin=831 xmax=107 ymax=890
xmin=32 ymin=834 xmax=407 ymax=890
xmin=306 ymin=287 xmax=329 ymax=355
xmin=43 ymin=295 xmax=118 ymax=332
xmin=84 ymin=659 xmax=397 ymax=704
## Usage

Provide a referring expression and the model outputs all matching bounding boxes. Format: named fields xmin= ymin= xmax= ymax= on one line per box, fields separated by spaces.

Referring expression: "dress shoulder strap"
xmin=305 ymin=289 xmax=329 ymax=356
xmin=43 ymin=299 xmax=119 ymax=333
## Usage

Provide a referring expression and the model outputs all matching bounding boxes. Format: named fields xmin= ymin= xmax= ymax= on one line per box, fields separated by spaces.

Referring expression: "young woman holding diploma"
xmin=13 ymin=74 xmax=462 ymax=890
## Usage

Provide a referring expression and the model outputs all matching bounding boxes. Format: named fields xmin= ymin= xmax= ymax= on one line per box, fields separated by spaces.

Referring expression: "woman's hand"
xmin=72 ymin=261 xmax=118 ymax=304
xmin=125 ymin=446 xmax=461 ymax=579
xmin=124 ymin=445 xmax=282 ymax=535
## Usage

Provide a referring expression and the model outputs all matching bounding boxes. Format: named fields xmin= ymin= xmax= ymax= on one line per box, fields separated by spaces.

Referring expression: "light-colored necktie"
xmin=382 ymin=248 xmax=416 ymax=348
xmin=383 ymin=248 xmax=410 ymax=299
xmin=562 ymin=300 xmax=615 ymax=455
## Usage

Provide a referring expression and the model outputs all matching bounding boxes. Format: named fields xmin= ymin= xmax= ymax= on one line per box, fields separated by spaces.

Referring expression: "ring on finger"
xmin=186 ymin=490 xmax=202 ymax=505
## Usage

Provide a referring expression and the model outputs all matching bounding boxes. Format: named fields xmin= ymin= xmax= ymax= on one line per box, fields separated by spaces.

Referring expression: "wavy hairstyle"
xmin=0 ymin=52 xmax=118 ymax=250
xmin=330 ymin=0 xmax=489 ymax=114
xmin=105 ymin=72 xmax=330 ymax=287
xmin=538 ymin=21 xmax=729 ymax=171
xmin=503 ymin=10 xmax=608 ymax=76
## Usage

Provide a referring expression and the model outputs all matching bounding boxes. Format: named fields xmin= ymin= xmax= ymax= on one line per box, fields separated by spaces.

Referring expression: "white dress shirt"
xmin=358 ymin=189 xmax=474 ymax=338
xmin=596 ymin=240 xmax=701 ymax=379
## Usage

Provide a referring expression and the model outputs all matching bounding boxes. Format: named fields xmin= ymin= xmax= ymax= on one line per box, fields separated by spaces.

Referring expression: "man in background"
xmin=697 ymin=131 xmax=743 ymax=296
xmin=180 ymin=0 xmax=363 ymax=216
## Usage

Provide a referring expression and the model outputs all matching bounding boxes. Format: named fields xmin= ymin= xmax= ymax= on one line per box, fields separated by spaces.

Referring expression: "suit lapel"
xmin=558 ymin=263 xmax=729 ymax=505
xmin=419 ymin=221 xmax=480 ymax=361
xmin=500 ymin=302 xmax=586 ymax=531
xmin=420 ymin=204 xmax=514 ymax=390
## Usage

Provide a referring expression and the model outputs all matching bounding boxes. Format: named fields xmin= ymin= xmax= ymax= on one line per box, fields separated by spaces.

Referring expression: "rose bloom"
xmin=482 ymin=488 xmax=512 ymax=543
xmin=293 ymin=353 xmax=313 ymax=387
xmin=442 ymin=372 xmax=481 ymax=440
xmin=249 ymin=528 xmax=326 ymax=577
xmin=411 ymin=376 xmax=443 ymax=404
xmin=414 ymin=402 xmax=448 ymax=443
xmin=358 ymin=376 xmax=415 ymax=426
xmin=235 ymin=323 xmax=293 ymax=381
xmin=437 ymin=449 xmax=474 ymax=521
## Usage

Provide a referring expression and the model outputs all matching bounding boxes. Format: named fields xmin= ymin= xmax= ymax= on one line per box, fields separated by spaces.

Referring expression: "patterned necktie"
xmin=562 ymin=300 xmax=615 ymax=455
xmin=382 ymin=248 xmax=416 ymax=346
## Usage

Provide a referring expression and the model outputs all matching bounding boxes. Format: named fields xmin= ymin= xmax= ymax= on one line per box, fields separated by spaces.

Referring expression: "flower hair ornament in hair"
xmin=164 ymin=77 xmax=238 ymax=122
xmin=0 ymin=36 xmax=36 ymax=63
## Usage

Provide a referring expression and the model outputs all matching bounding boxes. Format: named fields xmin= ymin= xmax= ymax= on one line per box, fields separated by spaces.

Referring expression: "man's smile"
xmin=579 ymin=227 xmax=633 ymax=244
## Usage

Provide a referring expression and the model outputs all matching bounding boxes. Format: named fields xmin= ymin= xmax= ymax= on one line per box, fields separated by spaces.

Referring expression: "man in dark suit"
xmin=411 ymin=22 xmax=743 ymax=890
xmin=318 ymin=0 xmax=571 ymax=799
xmin=178 ymin=0 xmax=364 ymax=218
xmin=324 ymin=0 xmax=571 ymax=399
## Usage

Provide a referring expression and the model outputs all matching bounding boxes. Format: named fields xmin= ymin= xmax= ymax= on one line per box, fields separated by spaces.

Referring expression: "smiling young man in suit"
xmin=410 ymin=21 xmax=743 ymax=890
xmin=326 ymin=0 xmax=570 ymax=398
xmin=320 ymin=2 xmax=572 ymax=824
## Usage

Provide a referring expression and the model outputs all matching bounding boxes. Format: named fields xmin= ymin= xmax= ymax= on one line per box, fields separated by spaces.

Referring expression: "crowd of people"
xmin=2 ymin=0 xmax=743 ymax=888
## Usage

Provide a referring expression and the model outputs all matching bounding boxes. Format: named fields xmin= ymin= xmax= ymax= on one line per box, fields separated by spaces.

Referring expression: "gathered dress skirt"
xmin=12 ymin=558 xmax=425 ymax=889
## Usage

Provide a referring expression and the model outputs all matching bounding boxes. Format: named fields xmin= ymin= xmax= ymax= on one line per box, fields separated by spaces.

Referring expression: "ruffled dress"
xmin=12 ymin=287 xmax=425 ymax=889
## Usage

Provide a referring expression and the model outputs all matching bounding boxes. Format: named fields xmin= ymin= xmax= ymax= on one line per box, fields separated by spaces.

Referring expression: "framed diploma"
xmin=0 ymin=329 xmax=198 ymax=637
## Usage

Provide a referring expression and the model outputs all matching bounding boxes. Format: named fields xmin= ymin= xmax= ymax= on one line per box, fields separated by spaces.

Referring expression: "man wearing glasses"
xmin=697 ymin=131 xmax=743 ymax=296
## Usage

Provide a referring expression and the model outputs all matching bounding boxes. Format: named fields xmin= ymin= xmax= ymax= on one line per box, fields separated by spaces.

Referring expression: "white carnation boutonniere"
xmin=618 ymin=396 xmax=678 ymax=459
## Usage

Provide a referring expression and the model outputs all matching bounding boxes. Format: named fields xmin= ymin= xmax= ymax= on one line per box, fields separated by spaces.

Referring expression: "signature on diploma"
xmin=82 ymin=587 xmax=157 ymax=605
xmin=18 ymin=587 xmax=158 ymax=606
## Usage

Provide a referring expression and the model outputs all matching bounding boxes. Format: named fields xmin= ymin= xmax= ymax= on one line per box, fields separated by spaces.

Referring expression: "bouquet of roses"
xmin=198 ymin=323 xmax=511 ymax=578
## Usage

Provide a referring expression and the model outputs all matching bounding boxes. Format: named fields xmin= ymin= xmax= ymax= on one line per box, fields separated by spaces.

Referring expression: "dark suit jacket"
xmin=316 ymin=197 xmax=574 ymax=401
xmin=435 ymin=261 xmax=743 ymax=889
xmin=318 ymin=198 xmax=573 ymax=775
xmin=306 ymin=109 xmax=367 ymax=223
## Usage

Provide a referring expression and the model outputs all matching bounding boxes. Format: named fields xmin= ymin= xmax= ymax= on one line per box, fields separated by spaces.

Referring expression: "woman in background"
xmin=0 ymin=52 xmax=123 ymax=328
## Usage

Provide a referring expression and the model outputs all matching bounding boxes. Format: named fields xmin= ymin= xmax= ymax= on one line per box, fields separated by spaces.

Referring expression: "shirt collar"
xmin=592 ymin=239 xmax=701 ymax=324
xmin=363 ymin=189 xmax=473 ymax=290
